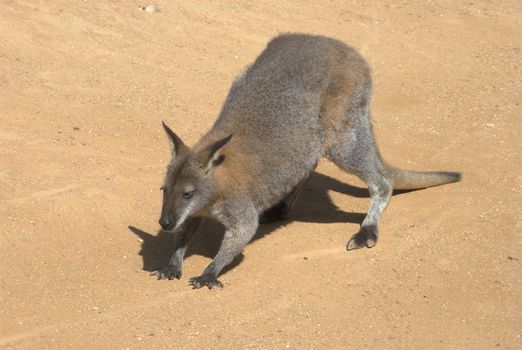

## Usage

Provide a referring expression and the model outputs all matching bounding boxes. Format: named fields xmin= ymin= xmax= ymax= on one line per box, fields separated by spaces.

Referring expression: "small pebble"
xmin=139 ymin=4 xmax=159 ymax=13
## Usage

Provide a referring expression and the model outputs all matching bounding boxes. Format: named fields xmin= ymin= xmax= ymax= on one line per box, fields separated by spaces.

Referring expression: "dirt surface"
xmin=1 ymin=1 xmax=521 ymax=349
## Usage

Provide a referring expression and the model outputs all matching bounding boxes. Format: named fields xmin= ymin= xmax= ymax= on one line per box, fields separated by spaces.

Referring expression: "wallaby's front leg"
xmin=151 ymin=217 xmax=202 ymax=280
xmin=190 ymin=204 xmax=258 ymax=289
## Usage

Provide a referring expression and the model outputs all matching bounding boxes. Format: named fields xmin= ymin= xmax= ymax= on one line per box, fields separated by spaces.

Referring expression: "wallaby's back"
xmin=195 ymin=33 xmax=459 ymax=211
xmin=199 ymin=34 xmax=372 ymax=209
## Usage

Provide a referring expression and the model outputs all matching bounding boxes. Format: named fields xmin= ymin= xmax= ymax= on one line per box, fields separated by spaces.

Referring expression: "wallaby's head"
xmin=159 ymin=121 xmax=232 ymax=232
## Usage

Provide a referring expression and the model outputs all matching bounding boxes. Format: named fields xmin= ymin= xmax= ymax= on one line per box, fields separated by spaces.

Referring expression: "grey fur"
xmin=152 ymin=33 xmax=461 ymax=289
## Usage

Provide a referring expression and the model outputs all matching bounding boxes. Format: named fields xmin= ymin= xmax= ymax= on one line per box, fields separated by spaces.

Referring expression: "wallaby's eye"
xmin=182 ymin=190 xmax=195 ymax=199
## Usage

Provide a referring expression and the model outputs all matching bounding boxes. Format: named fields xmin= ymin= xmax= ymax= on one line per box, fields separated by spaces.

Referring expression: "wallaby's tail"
xmin=386 ymin=164 xmax=461 ymax=190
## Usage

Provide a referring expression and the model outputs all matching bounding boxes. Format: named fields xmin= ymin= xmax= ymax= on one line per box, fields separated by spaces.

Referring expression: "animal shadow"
xmin=129 ymin=171 xmax=416 ymax=276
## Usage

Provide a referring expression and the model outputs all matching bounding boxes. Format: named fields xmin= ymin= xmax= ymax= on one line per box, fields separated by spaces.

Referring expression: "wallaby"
xmin=152 ymin=33 xmax=461 ymax=289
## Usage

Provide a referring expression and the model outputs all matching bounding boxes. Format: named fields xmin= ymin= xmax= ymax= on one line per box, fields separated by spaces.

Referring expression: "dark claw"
xmin=189 ymin=275 xmax=224 ymax=289
xmin=150 ymin=266 xmax=182 ymax=280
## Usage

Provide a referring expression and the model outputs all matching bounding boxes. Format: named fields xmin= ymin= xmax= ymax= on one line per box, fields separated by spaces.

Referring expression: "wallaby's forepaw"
xmin=347 ymin=225 xmax=378 ymax=250
xmin=150 ymin=266 xmax=182 ymax=280
xmin=189 ymin=275 xmax=223 ymax=289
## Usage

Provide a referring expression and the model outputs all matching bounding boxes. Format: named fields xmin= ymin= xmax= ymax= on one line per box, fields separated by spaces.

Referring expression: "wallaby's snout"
xmin=159 ymin=216 xmax=174 ymax=231
xmin=159 ymin=184 xmax=175 ymax=231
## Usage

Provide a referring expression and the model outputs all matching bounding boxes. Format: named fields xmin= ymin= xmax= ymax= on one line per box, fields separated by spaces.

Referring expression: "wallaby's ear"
xmin=201 ymin=133 xmax=233 ymax=169
xmin=162 ymin=121 xmax=186 ymax=157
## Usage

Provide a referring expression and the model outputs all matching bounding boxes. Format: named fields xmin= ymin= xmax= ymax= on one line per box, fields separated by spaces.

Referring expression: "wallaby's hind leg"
xmin=259 ymin=175 xmax=310 ymax=223
xmin=347 ymin=176 xmax=392 ymax=249
xmin=327 ymin=124 xmax=393 ymax=250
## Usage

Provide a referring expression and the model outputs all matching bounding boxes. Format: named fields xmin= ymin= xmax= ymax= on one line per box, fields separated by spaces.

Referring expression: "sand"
xmin=1 ymin=0 xmax=520 ymax=349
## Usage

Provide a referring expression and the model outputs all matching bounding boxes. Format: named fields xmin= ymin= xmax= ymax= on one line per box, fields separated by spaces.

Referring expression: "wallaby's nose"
xmin=159 ymin=217 xmax=171 ymax=230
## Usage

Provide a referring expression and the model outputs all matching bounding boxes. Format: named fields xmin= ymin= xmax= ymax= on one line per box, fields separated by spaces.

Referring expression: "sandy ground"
xmin=1 ymin=0 xmax=521 ymax=349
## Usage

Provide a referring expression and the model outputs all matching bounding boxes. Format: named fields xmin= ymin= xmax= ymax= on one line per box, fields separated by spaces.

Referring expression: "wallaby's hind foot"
xmin=347 ymin=224 xmax=378 ymax=250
